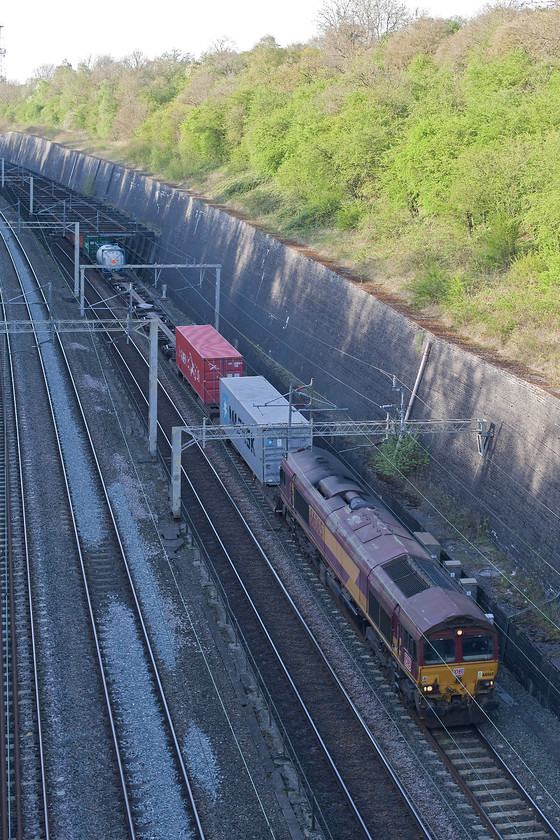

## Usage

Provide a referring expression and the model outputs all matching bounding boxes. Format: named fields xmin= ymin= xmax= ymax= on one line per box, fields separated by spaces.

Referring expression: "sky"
xmin=2 ymin=0 xmax=488 ymax=84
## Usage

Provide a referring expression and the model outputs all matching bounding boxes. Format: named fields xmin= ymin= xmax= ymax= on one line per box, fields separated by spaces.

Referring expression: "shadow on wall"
xmin=2 ymin=131 xmax=559 ymax=580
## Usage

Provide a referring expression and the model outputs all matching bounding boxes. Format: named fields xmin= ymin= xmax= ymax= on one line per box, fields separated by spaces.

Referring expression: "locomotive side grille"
xmin=384 ymin=557 xmax=429 ymax=597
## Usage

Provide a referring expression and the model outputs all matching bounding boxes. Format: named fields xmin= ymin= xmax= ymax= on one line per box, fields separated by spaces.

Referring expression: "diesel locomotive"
xmin=279 ymin=447 xmax=499 ymax=725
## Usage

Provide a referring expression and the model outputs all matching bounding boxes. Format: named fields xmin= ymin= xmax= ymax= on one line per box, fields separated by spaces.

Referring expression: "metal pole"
xmin=287 ymin=384 xmax=293 ymax=455
xmin=148 ymin=319 xmax=158 ymax=457
xmin=79 ymin=268 xmax=85 ymax=317
xmin=1 ymin=158 xmax=4 ymax=188
xmin=214 ymin=266 xmax=221 ymax=332
xmin=404 ymin=341 xmax=431 ymax=423
xmin=73 ymin=222 xmax=80 ymax=297
xmin=127 ymin=284 xmax=133 ymax=343
xmin=171 ymin=427 xmax=182 ymax=518
xmin=29 ymin=176 xmax=33 ymax=216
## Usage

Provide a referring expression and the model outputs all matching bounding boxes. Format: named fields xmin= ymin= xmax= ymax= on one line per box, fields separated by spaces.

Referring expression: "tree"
xmin=316 ymin=0 xmax=415 ymax=60
xmin=142 ymin=50 xmax=192 ymax=106
xmin=123 ymin=50 xmax=148 ymax=71
xmin=370 ymin=435 xmax=430 ymax=479
xmin=31 ymin=64 xmax=56 ymax=83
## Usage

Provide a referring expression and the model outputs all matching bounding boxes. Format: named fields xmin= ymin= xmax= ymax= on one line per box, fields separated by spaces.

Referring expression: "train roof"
xmin=397 ymin=584 xmax=492 ymax=637
xmin=175 ymin=324 xmax=243 ymax=360
xmin=221 ymin=376 xmax=310 ymax=426
xmin=285 ymin=447 xmax=495 ymax=638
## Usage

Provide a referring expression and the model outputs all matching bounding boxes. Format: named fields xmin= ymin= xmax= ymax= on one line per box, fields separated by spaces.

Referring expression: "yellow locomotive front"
xmin=416 ymin=627 xmax=499 ymax=723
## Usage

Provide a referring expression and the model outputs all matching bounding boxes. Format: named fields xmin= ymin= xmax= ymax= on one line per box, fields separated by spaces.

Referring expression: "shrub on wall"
xmin=370 ymin=434 xmax=430 ymax=479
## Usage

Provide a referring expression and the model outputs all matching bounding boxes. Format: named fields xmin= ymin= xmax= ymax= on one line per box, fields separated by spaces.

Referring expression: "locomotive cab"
xmin=417 ymin=624 xmax=499 ymax=722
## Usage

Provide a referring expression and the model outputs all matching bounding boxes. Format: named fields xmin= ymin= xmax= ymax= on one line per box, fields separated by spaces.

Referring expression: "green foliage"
xmin=409 ymin=261 xmax=449 ymax=306
xmin=371 ymin=435 xmax=430 ymax=479
xmin=82 ymin=174 xmax=96 ymax=197
xmin=219 ymin=174 xmax=265 ymax=199
xmin=95 ymin=80 xmax=118 ymax=138
xmin=336 ymin=201 xmax=366 ymax=230
xmin=279 ymin=191 xmax=342 ymax=233
xmin=5 ymin=7 xmax=560 ymax=370
xmin=474 ymin=213 xmax=521 ymax=270
xmin=179 ymin=101 xmax=228 ymax=169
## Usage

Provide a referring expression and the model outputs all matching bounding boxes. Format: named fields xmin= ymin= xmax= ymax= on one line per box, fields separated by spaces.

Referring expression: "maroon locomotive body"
xmin=280 ymin=447 xmax=498 ymax=725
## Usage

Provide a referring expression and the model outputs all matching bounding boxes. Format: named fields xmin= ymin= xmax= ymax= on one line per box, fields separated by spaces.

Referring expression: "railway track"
xmin=0 ymin=237 xmax=50 ymax=840
xmin=56 ymin=239 xmax=438 ymax=840
xmin=0 ymin=333 xmax=23 ymax=840
xmin=23 ymin=226 xmax=560 ymax=840
xmin=427 ymin=725 xmax=560 ymax=839
xmin=0 ymin=216 xmax=203 ymax=839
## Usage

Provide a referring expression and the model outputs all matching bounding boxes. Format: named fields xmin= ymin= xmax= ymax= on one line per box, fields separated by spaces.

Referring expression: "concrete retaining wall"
xmin=2 ymin=132 xmax=559 ymax=586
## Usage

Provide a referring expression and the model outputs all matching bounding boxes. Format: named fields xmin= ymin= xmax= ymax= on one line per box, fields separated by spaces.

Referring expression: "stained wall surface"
xmin=2 ymin=132 xmax=558 ymax=584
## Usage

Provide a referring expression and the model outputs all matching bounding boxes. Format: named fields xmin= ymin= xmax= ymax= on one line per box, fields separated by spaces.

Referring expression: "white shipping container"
xmin=220 ymin=376 xmax=312 ymax=484
xmin=96 ymin=243 xmax=125 ymax=272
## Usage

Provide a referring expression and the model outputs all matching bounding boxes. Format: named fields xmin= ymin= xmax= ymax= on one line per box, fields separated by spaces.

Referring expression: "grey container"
xmin=220 ymin=376 xmax=312 ymax=484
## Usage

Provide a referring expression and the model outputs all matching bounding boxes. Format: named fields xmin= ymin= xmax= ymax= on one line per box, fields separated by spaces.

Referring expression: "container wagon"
xmin=64 ymin=232 xmax=126 ymax=272
xmin=175 ymin=325 xmax=243 ymax=414
xmin=220 ymin=376 xmax=312 ymax=484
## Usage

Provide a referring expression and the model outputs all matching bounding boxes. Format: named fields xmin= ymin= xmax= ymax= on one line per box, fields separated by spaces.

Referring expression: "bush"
xmin=220 ymin=174 xmax=264 ymax=198
xmin=474 ymin=213 xmax=520 ymax=269
xmin=244 ymin=187 xmax=283 ymax=216
xmin=336 ymin=202 xmax=365 ymax=230
xmin=409 ymin=262 xmax=449 ymax=306
xmin=370 ymin=434 xmax=430 ymax=479
xmin=278 ymin=192 xmax=341 ymax=233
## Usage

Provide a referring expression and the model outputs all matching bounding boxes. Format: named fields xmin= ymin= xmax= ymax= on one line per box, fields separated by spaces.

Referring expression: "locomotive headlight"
xmin=477 ymin=678 xmax=494 ymax=690
xmin=423 ymin=685 xmax=433 ymax=692
xmin=456 ymin=629 xmax=463 ymax=636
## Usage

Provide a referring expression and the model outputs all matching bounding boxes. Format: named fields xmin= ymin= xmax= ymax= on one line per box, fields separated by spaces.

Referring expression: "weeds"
xmin=408 ymin=262 xmax=449 ymax=307
xmin=370 ymin=434 xmax=430 ymax=480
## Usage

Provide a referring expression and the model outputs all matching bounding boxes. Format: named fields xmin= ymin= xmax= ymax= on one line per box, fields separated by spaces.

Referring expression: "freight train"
xmin=172 ymin=323 xmax=499 ymax=725
xmin=59 ymin=230 xmax=499 ymax=726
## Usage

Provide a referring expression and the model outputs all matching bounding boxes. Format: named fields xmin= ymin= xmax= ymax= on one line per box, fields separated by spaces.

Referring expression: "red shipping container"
xmin=175 ymin=325 xmax=243 ymax=405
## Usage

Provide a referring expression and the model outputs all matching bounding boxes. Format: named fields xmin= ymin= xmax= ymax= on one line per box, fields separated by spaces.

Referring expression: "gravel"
xmin=12 ymin=223 xmax=560 ymax=840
